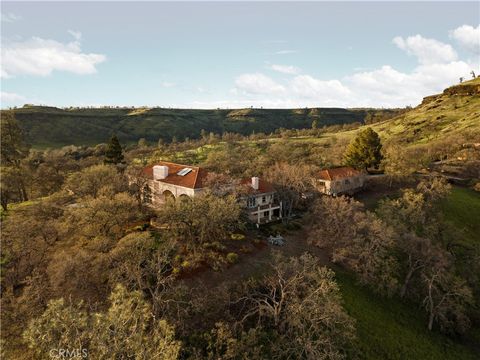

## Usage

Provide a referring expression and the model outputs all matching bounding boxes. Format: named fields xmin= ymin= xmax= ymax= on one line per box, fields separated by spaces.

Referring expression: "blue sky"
xmin=1 ymin=1 xmax=479 ymax=108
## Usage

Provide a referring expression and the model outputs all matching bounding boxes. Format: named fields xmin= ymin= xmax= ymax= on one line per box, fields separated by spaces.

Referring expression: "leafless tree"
xmin=236 ymin=253 xmax=356 ymax=360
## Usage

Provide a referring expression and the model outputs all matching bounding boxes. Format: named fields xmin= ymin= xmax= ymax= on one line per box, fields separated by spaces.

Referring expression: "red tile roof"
xmin=143 ymin=161 xmax=209 ymax=189
xmin=317 ymin=167 xmax=363 ymax=181
xmin=240 ymin=178 xmax=275 ymax=194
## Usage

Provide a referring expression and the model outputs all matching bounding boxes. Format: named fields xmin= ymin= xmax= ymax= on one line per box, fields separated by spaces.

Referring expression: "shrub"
xmin=132 ymin=223 xmax=149 ymax=232
xmin=473 ymin=182 xmax=480 ymax=192
xmin=226 ymin=252 xmax=239 ymax=264
xmin=239 ymin=246 xmax=252 ymax=254
xmin=203 ymin=242 xmax=226 ymax=251
xmin=230 ymin=233 xmax=245 ymax=241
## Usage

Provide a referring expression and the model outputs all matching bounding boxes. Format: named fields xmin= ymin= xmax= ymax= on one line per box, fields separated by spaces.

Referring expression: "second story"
xmin=241 ymin=177 xmax=279 ymax=209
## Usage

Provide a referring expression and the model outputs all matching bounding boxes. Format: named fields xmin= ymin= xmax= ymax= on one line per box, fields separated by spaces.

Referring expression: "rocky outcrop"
xmin=443 ymin=82 xmax=480 ymax=96
xmin=421 ymin=94 xmax=441 ymax=105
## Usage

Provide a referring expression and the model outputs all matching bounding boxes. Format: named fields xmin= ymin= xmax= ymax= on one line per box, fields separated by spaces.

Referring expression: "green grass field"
xmin=441 ymin=186 xmax=480 ymax=246
xmin=336 ymin=270 xmax=478 ymax=360
xmin=333 ymin=186 xmax=480 ymax=359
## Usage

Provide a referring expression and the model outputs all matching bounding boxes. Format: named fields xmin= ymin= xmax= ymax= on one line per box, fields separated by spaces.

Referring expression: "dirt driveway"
xmin=180 ymin=225 xmax=331 ymax=289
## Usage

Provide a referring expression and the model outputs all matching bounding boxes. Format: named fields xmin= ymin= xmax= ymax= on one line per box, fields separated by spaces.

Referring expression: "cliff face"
xmin=443 ymin=80 xmax=480 ymax=96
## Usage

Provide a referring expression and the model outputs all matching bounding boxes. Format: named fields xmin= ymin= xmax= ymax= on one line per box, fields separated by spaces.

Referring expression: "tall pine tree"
xmin=344 ymin=127 xmax=383 ymax=171
xmin=104 ymin=135 xmax=124 ymax=164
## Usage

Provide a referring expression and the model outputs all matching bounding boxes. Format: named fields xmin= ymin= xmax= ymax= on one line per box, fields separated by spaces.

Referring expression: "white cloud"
xmin=226 ymin=46 xmax=476 ymax=109
xmin=268 ymin=64 xmax=301 ymax=75
xmin=234 ymin=73 xmax=285 ymax=95
xmin=275 ymin=50 xmax=298 ymax=55
xmin=196 ymin=86 xmax=209 ymax=94
xmin=161 ymin=81 xmax=176 ymax=88
xmin=1 ymin=12 xmax=21 ymax=23
xmin=67 ymin=30 xmax=82 ymax=41
xmin=1 ymin=32 xmax=106 ymax=78
xmin=450 ymin=24 xmax=480 ymax=54
xmin=0 ymin=91 xmax=25 ymax=104
xmin=292 ymin=75 xmax=351 ymax=100
xmin=393 ymin=35 xmax=457 ymax=65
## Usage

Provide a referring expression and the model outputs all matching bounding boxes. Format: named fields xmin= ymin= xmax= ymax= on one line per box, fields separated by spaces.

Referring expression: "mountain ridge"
xmin=7 ymin=105 xmax=403 ymax=148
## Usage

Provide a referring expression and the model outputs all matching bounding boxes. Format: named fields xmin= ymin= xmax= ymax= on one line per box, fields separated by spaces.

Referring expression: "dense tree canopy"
xmin=23 ymin=284 xmax=181 ymax=360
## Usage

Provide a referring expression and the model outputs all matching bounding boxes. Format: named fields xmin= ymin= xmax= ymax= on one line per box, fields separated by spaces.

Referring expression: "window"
xmin=318 ymin=181 xmax=325 ymax=186
xmin=345 ymin=179 xmax=350 ymax=185
xmin=262 ymin=196 xmax=266 ymax=203
xmin=247 ymin=197 xmax=256 ymax=208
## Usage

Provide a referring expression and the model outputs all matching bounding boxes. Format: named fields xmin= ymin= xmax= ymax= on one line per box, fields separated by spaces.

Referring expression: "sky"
xmin=1 ymin=1 xmax=479 ymax=109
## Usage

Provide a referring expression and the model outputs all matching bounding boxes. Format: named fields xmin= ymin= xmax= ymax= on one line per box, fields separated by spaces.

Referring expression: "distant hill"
xmin=6 ymin=105 xmax=403 ymax=148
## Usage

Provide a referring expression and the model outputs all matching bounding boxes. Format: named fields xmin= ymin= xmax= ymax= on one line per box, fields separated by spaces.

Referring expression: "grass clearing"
xmin=336 ymin=269 xmax=478 ymax=360
xmin=441 ymin=186 xmax=480 ymax=246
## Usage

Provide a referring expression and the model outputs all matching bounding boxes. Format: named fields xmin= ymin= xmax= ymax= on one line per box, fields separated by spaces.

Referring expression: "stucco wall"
xmin=318 ymin=175 xmax=365 ymax=195
xmin=148 ymin=179 xmax=204 ymax=206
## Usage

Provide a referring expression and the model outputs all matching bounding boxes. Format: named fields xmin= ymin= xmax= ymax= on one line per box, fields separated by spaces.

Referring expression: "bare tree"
xmin=237 ymin=253 xmax=356 ymax=360
xmin=421 ymin=258 xmax=473 ymax=333
xmin=309 ymin=196 xmax=398 ymax=295
xmin=264 ymin=162 xmax=317 ymax=221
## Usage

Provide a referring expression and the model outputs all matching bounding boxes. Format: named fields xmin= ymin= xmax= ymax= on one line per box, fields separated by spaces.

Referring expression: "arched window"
xmin=178 ymin=194 xmax=191 ymax=203
xmin=163 ymin=190 xmax=175 ymax=202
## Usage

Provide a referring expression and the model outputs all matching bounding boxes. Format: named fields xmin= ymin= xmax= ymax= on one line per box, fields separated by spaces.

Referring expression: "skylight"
xmin=177 ymin=168 xmax=193 ymax=176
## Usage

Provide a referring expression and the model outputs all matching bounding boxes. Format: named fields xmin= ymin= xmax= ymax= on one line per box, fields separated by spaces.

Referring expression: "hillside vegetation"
xmin=8 ymin=105 xmax=402 ymax=148
xmin=373 ymin=77 xmax=480 ymax=146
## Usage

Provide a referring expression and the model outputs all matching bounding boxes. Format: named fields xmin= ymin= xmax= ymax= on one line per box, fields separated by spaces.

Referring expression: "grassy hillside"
xmin=337 ymin=270 xmax=478 ymax=360
xmin=373 ymin=77 xmax=480 ymax=146
xmin=277 ymin=78 xmax=480 ymax=151
xmin=7 ymin=105 xmax=402 ymax=148
xmin=441 ymin=186 xmax=480 ymax=246
xmin=336 ymin=186 xmax=480 ymax=360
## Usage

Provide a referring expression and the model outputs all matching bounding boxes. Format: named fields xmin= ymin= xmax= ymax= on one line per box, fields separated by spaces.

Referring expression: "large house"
xmin=142 ymin=161 xmax=209 ymax=206
xmin=241 ymin=177 xmax=283 ymax=225
xmin=315 ymin=166 xmax=365 ymax=196
xmin=142 ymin=161 xmax=281 ymax=225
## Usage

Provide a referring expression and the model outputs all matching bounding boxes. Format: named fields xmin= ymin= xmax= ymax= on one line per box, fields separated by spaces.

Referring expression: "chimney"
xmin=251 ymin=177 xmax=259 ymax=190
xmin=153 ymin=165 xmax=169 ymax=180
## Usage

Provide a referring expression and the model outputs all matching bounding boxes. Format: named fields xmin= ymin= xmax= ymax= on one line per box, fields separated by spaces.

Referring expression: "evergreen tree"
xmin=344 ymin=127 xmax=383 ymax=171
xmin=104 ymin=135 xmax=124 ymax=164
